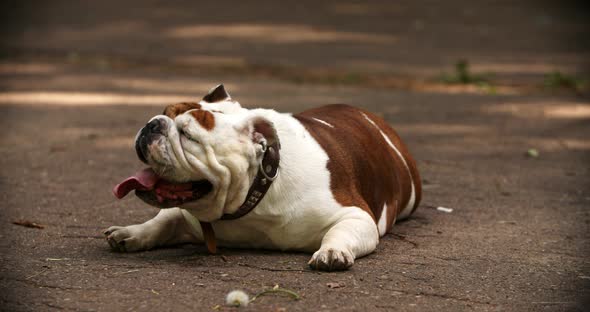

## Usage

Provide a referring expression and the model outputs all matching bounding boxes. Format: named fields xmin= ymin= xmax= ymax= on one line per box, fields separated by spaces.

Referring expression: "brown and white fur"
xmin=104 ymin=85 xmax=421 ymax=271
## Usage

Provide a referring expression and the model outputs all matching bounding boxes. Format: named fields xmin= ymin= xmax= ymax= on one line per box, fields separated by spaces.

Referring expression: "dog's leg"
xmin=103 ymin=208 xmax=202 ymax=252
xmin=308 ymin=207 xmax=379 ymax=271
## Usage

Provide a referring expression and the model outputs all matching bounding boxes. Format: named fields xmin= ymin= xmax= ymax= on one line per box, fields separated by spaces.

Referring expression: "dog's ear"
xmin=203 ymin=84 xmax=230 ymax=103
xmin=237 ymin=116 xmax=280 ymax=150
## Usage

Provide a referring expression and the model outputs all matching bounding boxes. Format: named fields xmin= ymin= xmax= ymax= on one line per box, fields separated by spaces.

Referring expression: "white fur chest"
xmin=183 ymin=111 xmax=357 ymax=252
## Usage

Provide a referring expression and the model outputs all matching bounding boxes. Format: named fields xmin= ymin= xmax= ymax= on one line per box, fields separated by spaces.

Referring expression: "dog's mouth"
xmin=113 ymin=168 xmax=213 ymax=207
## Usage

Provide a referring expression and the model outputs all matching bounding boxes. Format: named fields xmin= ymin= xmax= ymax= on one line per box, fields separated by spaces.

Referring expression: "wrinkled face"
xmin=129 ymin=85 xmax=275 ymax=221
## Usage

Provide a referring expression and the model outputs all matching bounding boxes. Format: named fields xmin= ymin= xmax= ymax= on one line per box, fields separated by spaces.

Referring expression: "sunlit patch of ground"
xmin=0 ymin=91 xmax=189 ymax=106
xmin=483 ymin=101 xmax=590 ymax=119
xmin=165 ymin=24 xmax=397 ymax=44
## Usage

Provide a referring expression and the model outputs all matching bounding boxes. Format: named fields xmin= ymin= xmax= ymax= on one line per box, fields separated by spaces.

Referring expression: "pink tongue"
xmin=113 ymin=168 xmax=160 ymax=199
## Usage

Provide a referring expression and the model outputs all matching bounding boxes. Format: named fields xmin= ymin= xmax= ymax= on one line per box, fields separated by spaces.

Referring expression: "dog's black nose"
xmin=135 ymin=119 xmax=165 ymax=164
xmin=146 ymin=119 xmax=163 ymax=134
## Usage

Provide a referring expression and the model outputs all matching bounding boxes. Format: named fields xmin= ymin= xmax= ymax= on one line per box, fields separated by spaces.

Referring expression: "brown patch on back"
xmin=190 ymin=109 xmax=215 ymax=131
xmin=294 ymin=104 xmax=421 ymax=232
xmin=163 ymin=102 xmax=201 ymax=118
xmin=370 ymin=111 xmax=422 ymax=216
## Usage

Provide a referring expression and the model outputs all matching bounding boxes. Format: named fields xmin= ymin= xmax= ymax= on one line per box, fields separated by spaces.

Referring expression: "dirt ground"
xmin=1 ymin=1 xmax=589 ymax=311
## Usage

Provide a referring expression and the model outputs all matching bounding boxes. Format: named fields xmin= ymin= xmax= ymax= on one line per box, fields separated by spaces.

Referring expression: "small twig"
xmin=250 ymin=285 xmax=301 ymax=302
xmin=391 ymin=233 xmax=418 ymax=248
xmin=26 ymin=267 xmax=50 ymax=280
xmin=112 ymin=269 xmax=141 ymax=275
xmin=498 ymin=220 xmax=517 ymax=225
xmin=12 ymin=220 xmax=45 ymax=229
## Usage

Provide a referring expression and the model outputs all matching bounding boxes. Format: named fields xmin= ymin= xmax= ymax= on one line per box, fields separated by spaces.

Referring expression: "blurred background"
xmin=1 ymin=1 xmax=589 ymax=311
xmin=1 ymin=0 xmax=589 ymax=98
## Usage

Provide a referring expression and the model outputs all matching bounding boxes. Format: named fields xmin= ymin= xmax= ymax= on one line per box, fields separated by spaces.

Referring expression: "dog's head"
xmin=114 ymin=85 xmax=279 ymax=221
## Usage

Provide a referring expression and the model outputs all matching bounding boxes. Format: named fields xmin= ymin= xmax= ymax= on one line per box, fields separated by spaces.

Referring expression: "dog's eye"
xmin=180 ymin=129 xmax=200 ymax=144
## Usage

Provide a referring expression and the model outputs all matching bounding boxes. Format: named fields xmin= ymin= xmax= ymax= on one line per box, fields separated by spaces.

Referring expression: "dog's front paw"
xmin=103 ymin=226 xmax=148 ymax=252
xmin=308 ymin=247 xmax=354 ymax=271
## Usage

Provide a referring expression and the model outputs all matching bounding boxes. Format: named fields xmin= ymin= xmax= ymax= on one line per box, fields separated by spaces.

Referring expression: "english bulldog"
xmin=104 ymin=84 xmax=421 ymax=271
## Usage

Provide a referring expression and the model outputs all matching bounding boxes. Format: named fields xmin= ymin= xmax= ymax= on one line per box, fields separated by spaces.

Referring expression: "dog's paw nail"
xmin=103 ymin=226 xmax=147 ymax=252
xmin=309 ymin=247 xmax=354 ymax=271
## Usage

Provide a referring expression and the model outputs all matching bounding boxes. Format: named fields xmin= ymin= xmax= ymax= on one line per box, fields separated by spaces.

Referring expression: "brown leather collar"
xmin=199 ymin=140 xmax=280 ymax=253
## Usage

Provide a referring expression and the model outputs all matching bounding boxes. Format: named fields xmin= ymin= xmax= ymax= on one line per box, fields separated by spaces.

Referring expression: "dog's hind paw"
xmin=308 ymin=247 xmax=354 ymax=271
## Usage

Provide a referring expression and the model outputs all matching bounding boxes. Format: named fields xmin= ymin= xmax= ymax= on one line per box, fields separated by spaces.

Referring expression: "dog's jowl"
xmin=105 ymin=84 xmax=421 ymax=271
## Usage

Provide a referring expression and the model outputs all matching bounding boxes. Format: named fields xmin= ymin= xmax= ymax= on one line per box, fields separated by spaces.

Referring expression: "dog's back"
xmin=295 ymin=104 xmax=421 ymax=236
